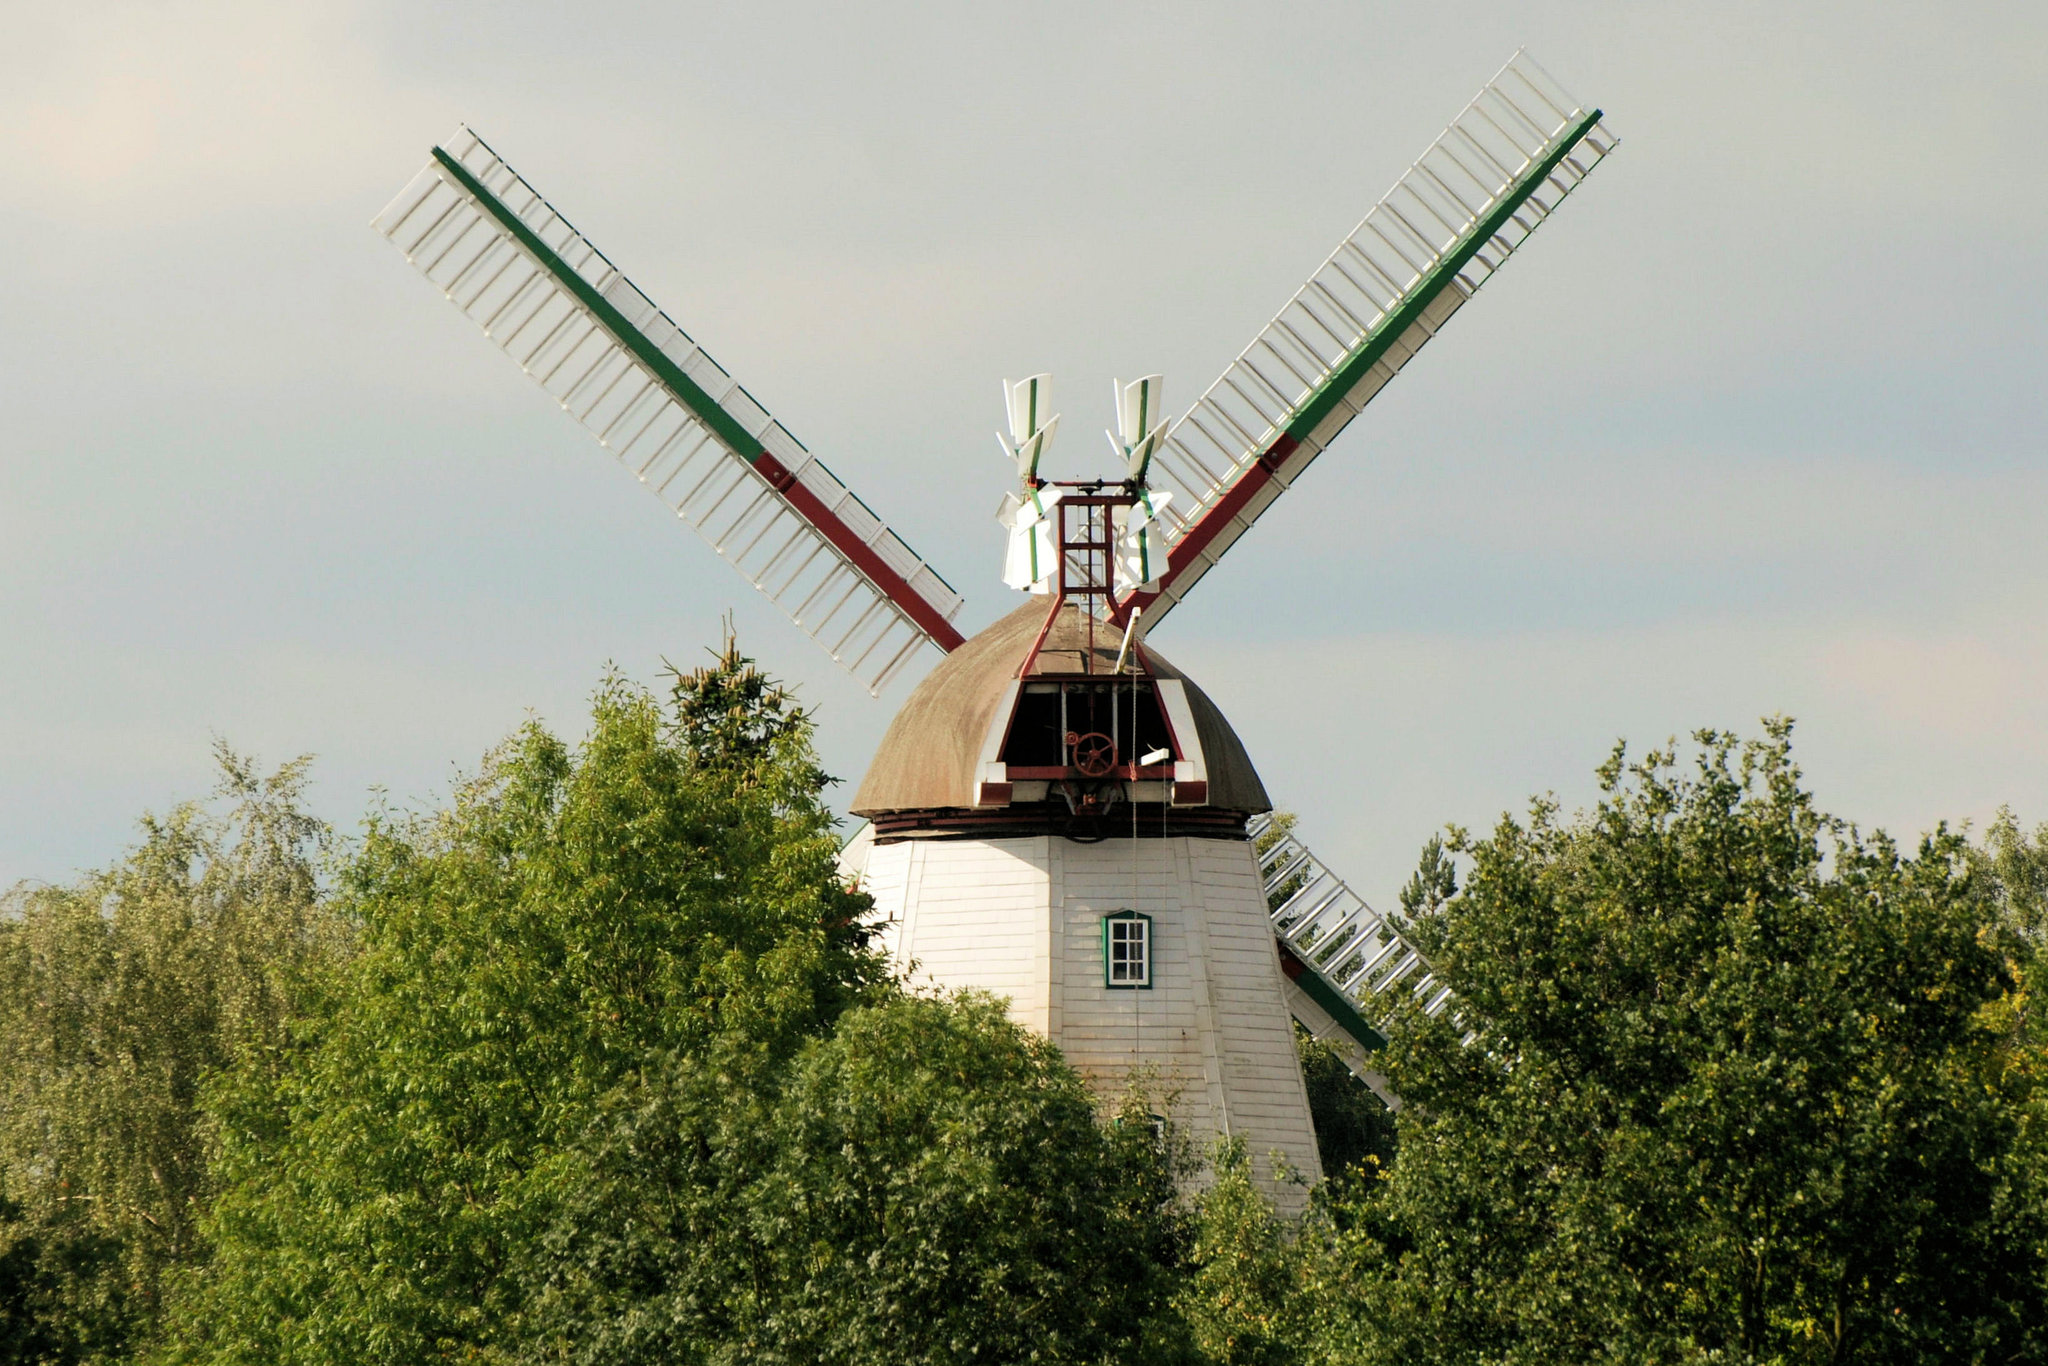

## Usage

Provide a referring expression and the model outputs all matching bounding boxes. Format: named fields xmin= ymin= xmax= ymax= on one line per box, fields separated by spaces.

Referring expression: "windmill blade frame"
xmin=374 ymin=127 xmax=965 ymax=695
xmin=1116 ymin=51 xmax=1616 ymax=633
xmin=1251 ymin=811 xmax=1461 ymax=1107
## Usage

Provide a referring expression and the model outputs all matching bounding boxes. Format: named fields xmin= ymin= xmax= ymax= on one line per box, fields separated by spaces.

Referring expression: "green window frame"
xmin=1103 ymin=910 xmax=1153 ymax=989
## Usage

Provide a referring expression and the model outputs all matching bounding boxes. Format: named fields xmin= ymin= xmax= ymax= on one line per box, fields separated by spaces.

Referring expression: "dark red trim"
xmin=756 ymin=451 xmax=966 ymax=652
xmin=1259 ymin=432 xmax=1301 ymax=471
xmin=1113 ymin=437 xmax=1295 ymax=626
xmin=866 ymin=803 xmax=1251 ymax=842
xmin=1005 ymin=765 xmax=1176 ymax=781
xmin=1017 ymin=595 xmax=1064 ymax=679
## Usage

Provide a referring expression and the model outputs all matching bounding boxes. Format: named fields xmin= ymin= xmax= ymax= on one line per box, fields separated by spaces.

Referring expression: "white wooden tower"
xmin=372 ymin=52 xmax=1617 ymax=1207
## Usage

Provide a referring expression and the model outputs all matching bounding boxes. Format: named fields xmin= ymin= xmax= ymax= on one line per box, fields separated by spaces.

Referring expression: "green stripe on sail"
xmin=1288 ymin=949 xmax=1389 ymax=1053
xmin=1025 ymin=490 xmax=1047 ymax=582
xmin=1284 ymin=109 xmax=1603 ymax=446
xmin=430 ymin=146 xmax=767 ymax=464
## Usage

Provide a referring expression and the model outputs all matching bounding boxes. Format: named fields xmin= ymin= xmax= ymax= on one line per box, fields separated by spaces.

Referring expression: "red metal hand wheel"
xmin=1069 ymin=731 xmax=1117 ymax=777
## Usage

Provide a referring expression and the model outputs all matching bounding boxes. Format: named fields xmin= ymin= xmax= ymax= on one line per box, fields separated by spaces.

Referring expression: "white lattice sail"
xmin=373 ymin=127 xmax=965 ymax=694
xmin=1250 ymin=812 xmax=1455 ymax=1098
xmin=1119 ymin=51 xmax=1617 ymax=632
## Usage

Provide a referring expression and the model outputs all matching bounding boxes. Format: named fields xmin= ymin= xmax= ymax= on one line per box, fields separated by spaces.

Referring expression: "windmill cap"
xmin=850 ymin=600 xmax=1270 ymax=817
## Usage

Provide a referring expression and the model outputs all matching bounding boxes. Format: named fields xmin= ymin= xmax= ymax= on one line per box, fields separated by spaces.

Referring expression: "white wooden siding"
xmin=862 ymin=833 xmax=1322 ymax=1211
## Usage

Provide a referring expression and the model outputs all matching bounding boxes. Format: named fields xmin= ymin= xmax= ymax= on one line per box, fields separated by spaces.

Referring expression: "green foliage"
xmin=1176 ymin=1141 xmax=1307 ymax=1366
xmin=664 ymin=630 xmax=826 ymax=788
xmin=1396 ymin=834 xmax=1455 ymax=920
xmin=1967 ymin=808 xmax=2048 ymax=1356
xmin=1307 ymin=722 xmax=2044 ymax=1365
xmin=167 ymin=664 xmax=883 ymax=1365
xmin=1294 ymin=1028 xmax=1394 ymax=1182
xmin=0 ymin=750 xmax=336 ymax=1364
xmin=0 ymin=1180 xmax=128 ymax=1366
xmin=1973 ymin=807 xmax=2048 ymax=947
xmin=527 ymin=992 xmax=1189 ymax=1366
xmin=22 ymin=660 xmax=2048 ymax=1366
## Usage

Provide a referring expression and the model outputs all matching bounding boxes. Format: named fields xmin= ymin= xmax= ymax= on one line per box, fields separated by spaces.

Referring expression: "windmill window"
xmin=1103 ymin=911 xmax=1152 ymax=989
xmin=1001 ymin=682 xmax=1174 ymax=772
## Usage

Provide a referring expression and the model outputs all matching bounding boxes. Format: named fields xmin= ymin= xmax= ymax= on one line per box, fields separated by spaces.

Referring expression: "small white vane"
xmin=1109 ymin=375 xmax=1168 ymax=484
xmin=996 ymin=374 xmax=1068 ymax=593
xmin=999 ymin=373 xmax=1061 ymax=483
xmin=1112 ymin=487 xmax=1171 ymax=592
xmin=994 ymin=372 xmax=1177 ymax=594
xmin=996 ymin=485 xmax=1064 ymax=594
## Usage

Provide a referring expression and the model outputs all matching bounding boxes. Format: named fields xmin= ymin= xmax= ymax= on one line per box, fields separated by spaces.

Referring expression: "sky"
xmin=3 ymin=0 xmax=2044 ymax=907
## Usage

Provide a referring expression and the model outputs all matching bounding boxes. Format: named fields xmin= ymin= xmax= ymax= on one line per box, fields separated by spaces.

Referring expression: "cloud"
xmin=1815 ymin=627 xmax=2048 ymax=758
xmin=0 ymin=0 xmax=438 ymax=220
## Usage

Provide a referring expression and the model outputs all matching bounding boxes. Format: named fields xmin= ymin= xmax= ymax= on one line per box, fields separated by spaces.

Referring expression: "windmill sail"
xmin=1115 ymin=51 xmax=1616 ymax=632
xmin=373 ymin=127 xmax=965 ymax=694
xmin=1250 ymin=812 xmax=1454 ymax=1103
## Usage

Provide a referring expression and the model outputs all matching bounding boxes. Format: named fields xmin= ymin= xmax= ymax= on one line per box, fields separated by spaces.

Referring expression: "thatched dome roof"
xmin=850 ymin=600 xmax=1269 ymax=816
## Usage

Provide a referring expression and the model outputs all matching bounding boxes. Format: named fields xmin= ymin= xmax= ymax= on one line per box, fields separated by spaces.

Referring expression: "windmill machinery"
xmin=374 ymin=51 xmax=1615 ymax=1208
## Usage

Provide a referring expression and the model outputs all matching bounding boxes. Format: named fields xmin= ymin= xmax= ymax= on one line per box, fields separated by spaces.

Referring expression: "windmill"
xmin=374 ymin=51 xmax=1615 ymax=1207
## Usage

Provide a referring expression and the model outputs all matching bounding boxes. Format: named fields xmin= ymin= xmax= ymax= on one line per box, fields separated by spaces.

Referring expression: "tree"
xmin=165 ymin=659 xmax=883 ymax=1365
xmin=526 ymin=991 xmax=1190 ymax=1366
xmin=1293 ymin=1030 xmax=1395 ymax=1182
xmin=1968 ymin=809 xmax=2048 ymax=1358
xmin=1305 ymin=722 xmax=2042 ymax=1365
xmin=1175 ymin=1140 xmax=1308 ymax=1366
xmin=0 ymin=749 xmax=335 ymax=1365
